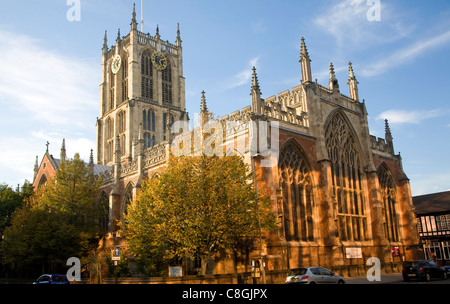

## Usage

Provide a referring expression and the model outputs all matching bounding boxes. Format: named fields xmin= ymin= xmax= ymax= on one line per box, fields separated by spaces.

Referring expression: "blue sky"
xmin=0 ymin=0 xmax=449 ymax=196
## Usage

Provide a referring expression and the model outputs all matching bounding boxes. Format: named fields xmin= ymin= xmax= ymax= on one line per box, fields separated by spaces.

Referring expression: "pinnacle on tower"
xmin=300 ymin=37 xmax=312 ymax=83
xmin=200 ymin=90 xmax=207 ymax=113
xmin=251 ymin=66 xmax=261 ymax=95
xmin=33 ymin=155 xmax=39 ymax=180
xmin=89 ymin=148 xmax=94 ymax=166
xmin=156 ymin=25 xmax=160 ymax=40
xmin=329 ymin=62 xmax=339 ymax=92
xmin=176 ymin=23 xmax=182 ymax=46
xmin=300 ymin=37 xmax=310 ymax=58
xmin=347 ymin=61 xmax=359 ymax=101
xmin=103 ymin=30 xmax=108 ymax=50
xmin=131 ymin=3 xmax=138 ymax=30
xmin=385 ymin=119 xmax=393 ymax=140
xmin=60 ymin=138 xmax=66 ymax=165
xmin=116 ymin=28 xmax=121 ymax=42
xmin=384 ymin=119 xmax=394 ymax=154
xmin=251 ymin=66 xmax=263 ymax=115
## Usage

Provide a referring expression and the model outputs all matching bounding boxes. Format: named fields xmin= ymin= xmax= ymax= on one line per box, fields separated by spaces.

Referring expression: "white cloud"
xmin=313 ymin=0 xmax=412 ymax=51
xmin=410 ymin=172 xmax=450 ymax=196
xmin=0 ymin=28 xmax=98 ymax=186
xmin=361 ymin=30 xmax=450 ymax=77
xmin=377 ymin=109 xmax=443 ymax=124
xmin=227 ymin=57 xmax=260 ymax=89
xmin=0 ymin=28 xmax=98 ymax=129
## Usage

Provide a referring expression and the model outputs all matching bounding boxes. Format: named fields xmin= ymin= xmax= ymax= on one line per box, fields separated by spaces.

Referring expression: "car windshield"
xmin=289 ymin=268 xmax=307 ymax=276
xmin=404 ymin=261 xmax=426 ymax=267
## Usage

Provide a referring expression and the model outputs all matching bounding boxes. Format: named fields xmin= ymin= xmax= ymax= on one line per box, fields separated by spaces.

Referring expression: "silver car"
xmin=285 ymin=267 xmax=346 ymax=284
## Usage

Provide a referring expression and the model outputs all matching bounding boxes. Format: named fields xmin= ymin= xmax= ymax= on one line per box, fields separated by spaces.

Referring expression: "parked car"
xmin=33 ymin=274 xmax=70 ymax=284
xmin=444 ymin=265 xmax=450 ymax=275
xmin=402 ymin=260 xmax=448 ymax=282
xmin=285 ymin=267 xmax=345 ymax=284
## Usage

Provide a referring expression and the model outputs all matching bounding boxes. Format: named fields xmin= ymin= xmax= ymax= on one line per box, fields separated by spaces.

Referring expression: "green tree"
xmin=0 ymin=181 xmax=33 ymax=237
xmin=123 ymin=154 xmax=277 ymax=275
xmin=2 ymin=154 xmax=107 ymax=277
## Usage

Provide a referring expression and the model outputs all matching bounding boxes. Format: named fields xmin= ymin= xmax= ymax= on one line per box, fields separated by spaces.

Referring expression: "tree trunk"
xmin=200 ymin=255 xmax=209 ymax=275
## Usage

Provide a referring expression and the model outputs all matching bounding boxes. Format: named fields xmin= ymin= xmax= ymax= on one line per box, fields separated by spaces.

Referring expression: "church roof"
xmin=412 ymin=191 xmax=450 ymax=215
xmin=44 ymin=154 xmax=111 ymax=177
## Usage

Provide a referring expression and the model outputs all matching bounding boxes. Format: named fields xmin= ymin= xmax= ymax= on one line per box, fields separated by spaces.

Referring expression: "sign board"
xmin=251 ymin=260 xmax=261 ymax=278
xmin=169 ymin=266 xmax=183 ymax=277
xmin=345 ymin=247 xmax=362 ymax=259
xmin=251 ymin=267 xmax=261 ymax=278
xmin=391 ymin=246 xmax=400 ymax=257
xmin=112 ymin=247 xmax=121 ymax=261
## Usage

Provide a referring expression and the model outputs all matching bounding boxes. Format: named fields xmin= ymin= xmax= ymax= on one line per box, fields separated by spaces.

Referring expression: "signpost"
xmin=112 ymin=247 xmax=120 ymax=265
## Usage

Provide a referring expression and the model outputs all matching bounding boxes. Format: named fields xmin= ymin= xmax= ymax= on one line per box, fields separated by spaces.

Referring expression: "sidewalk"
xmin=345 ymin=272 xmax=403 ymax=284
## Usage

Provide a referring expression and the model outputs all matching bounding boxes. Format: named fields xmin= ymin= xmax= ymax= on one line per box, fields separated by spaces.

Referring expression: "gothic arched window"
xmin=121 ymin=55 xmax=128 ymax=102
xmin=325 ymin=113 xmax=367 ymax=241
xmin=97 ymin=192 xmax=110 ymax=233
xmin=143 ymin=109 xmax=156 ymax=149
xmin=378 ymin=165 xmax=400 ymax=242
xmin=117 ymin=111 xmax=126 ymax=156
xmin=162 ymin=60 xmax=172 ymax=105
xmin=106 ymin=117 xmax=114 ymax=163
xmin=141 ymin=51 xmax=153 ymax=99
xmin=110 ymin=69 xmax=115 ymax=111
xmin=122 ymin=184 xmax=134 ymax=220
xmin=37 ymin=174 xmax=48 ymax=188
xmin=279 ymin=142 xmax=314 ymax=242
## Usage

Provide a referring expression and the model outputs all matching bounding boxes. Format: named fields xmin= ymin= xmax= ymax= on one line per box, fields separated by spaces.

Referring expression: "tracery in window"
xmin=122 ymin=183 xmax=134 ymax=219
xmin=110 ymin=69 xmax=115 ymax=111
xmin=378 ymin=164 xmax=399 ymax=242
xmin=326 ymin=113 xmax=367 ymax=241
xmin=117 ymin=111 xmax=126 ymax=156
xmin=143 ymin=109 xmax=156 ymax=148
xmin=162 ymin=60 xmax=172 ymax=105
xmin=106 ymin=117 xmax=114 ymax=163
xmin=121 ymin=55 xmax=128 ymax=102
xmin=279 ymin=142 xmax=314 ymax=242
xmin=141 ymin=51 xmax=153 ymax=99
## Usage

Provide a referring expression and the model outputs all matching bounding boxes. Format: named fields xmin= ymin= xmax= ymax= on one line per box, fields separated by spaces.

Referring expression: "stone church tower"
xmin=97 ymin=4 xmax=187 ymax=167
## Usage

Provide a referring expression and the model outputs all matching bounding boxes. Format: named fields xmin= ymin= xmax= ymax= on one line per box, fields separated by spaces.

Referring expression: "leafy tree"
xmin=0 ymin=181 xmax=33 ymax=237
xmin=123 ymin=154 xmax=277 ymax=275
xmin=1 ymin=154 xmax=107 ymax=277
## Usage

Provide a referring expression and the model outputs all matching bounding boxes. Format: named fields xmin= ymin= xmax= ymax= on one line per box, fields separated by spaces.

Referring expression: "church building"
xmin=33 ymin=5 xmax=421 ymax=278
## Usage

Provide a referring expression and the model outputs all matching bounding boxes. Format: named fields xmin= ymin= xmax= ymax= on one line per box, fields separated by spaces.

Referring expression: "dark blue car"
xmin=33 ymin=274 xmax=70 ymax=284
xmin=402 ymin=260 xmax=448 ymax=282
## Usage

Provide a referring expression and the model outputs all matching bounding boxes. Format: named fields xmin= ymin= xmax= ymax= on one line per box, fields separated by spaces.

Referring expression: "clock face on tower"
xmin=111 ymin=55 xmax=121 ymax=74
xmin=151 ymin=52 xmax=168 ymax=71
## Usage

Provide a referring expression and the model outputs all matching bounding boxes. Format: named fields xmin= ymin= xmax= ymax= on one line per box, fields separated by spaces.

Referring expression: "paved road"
xmin=345 ymin=272 xmax=450 ymax=284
